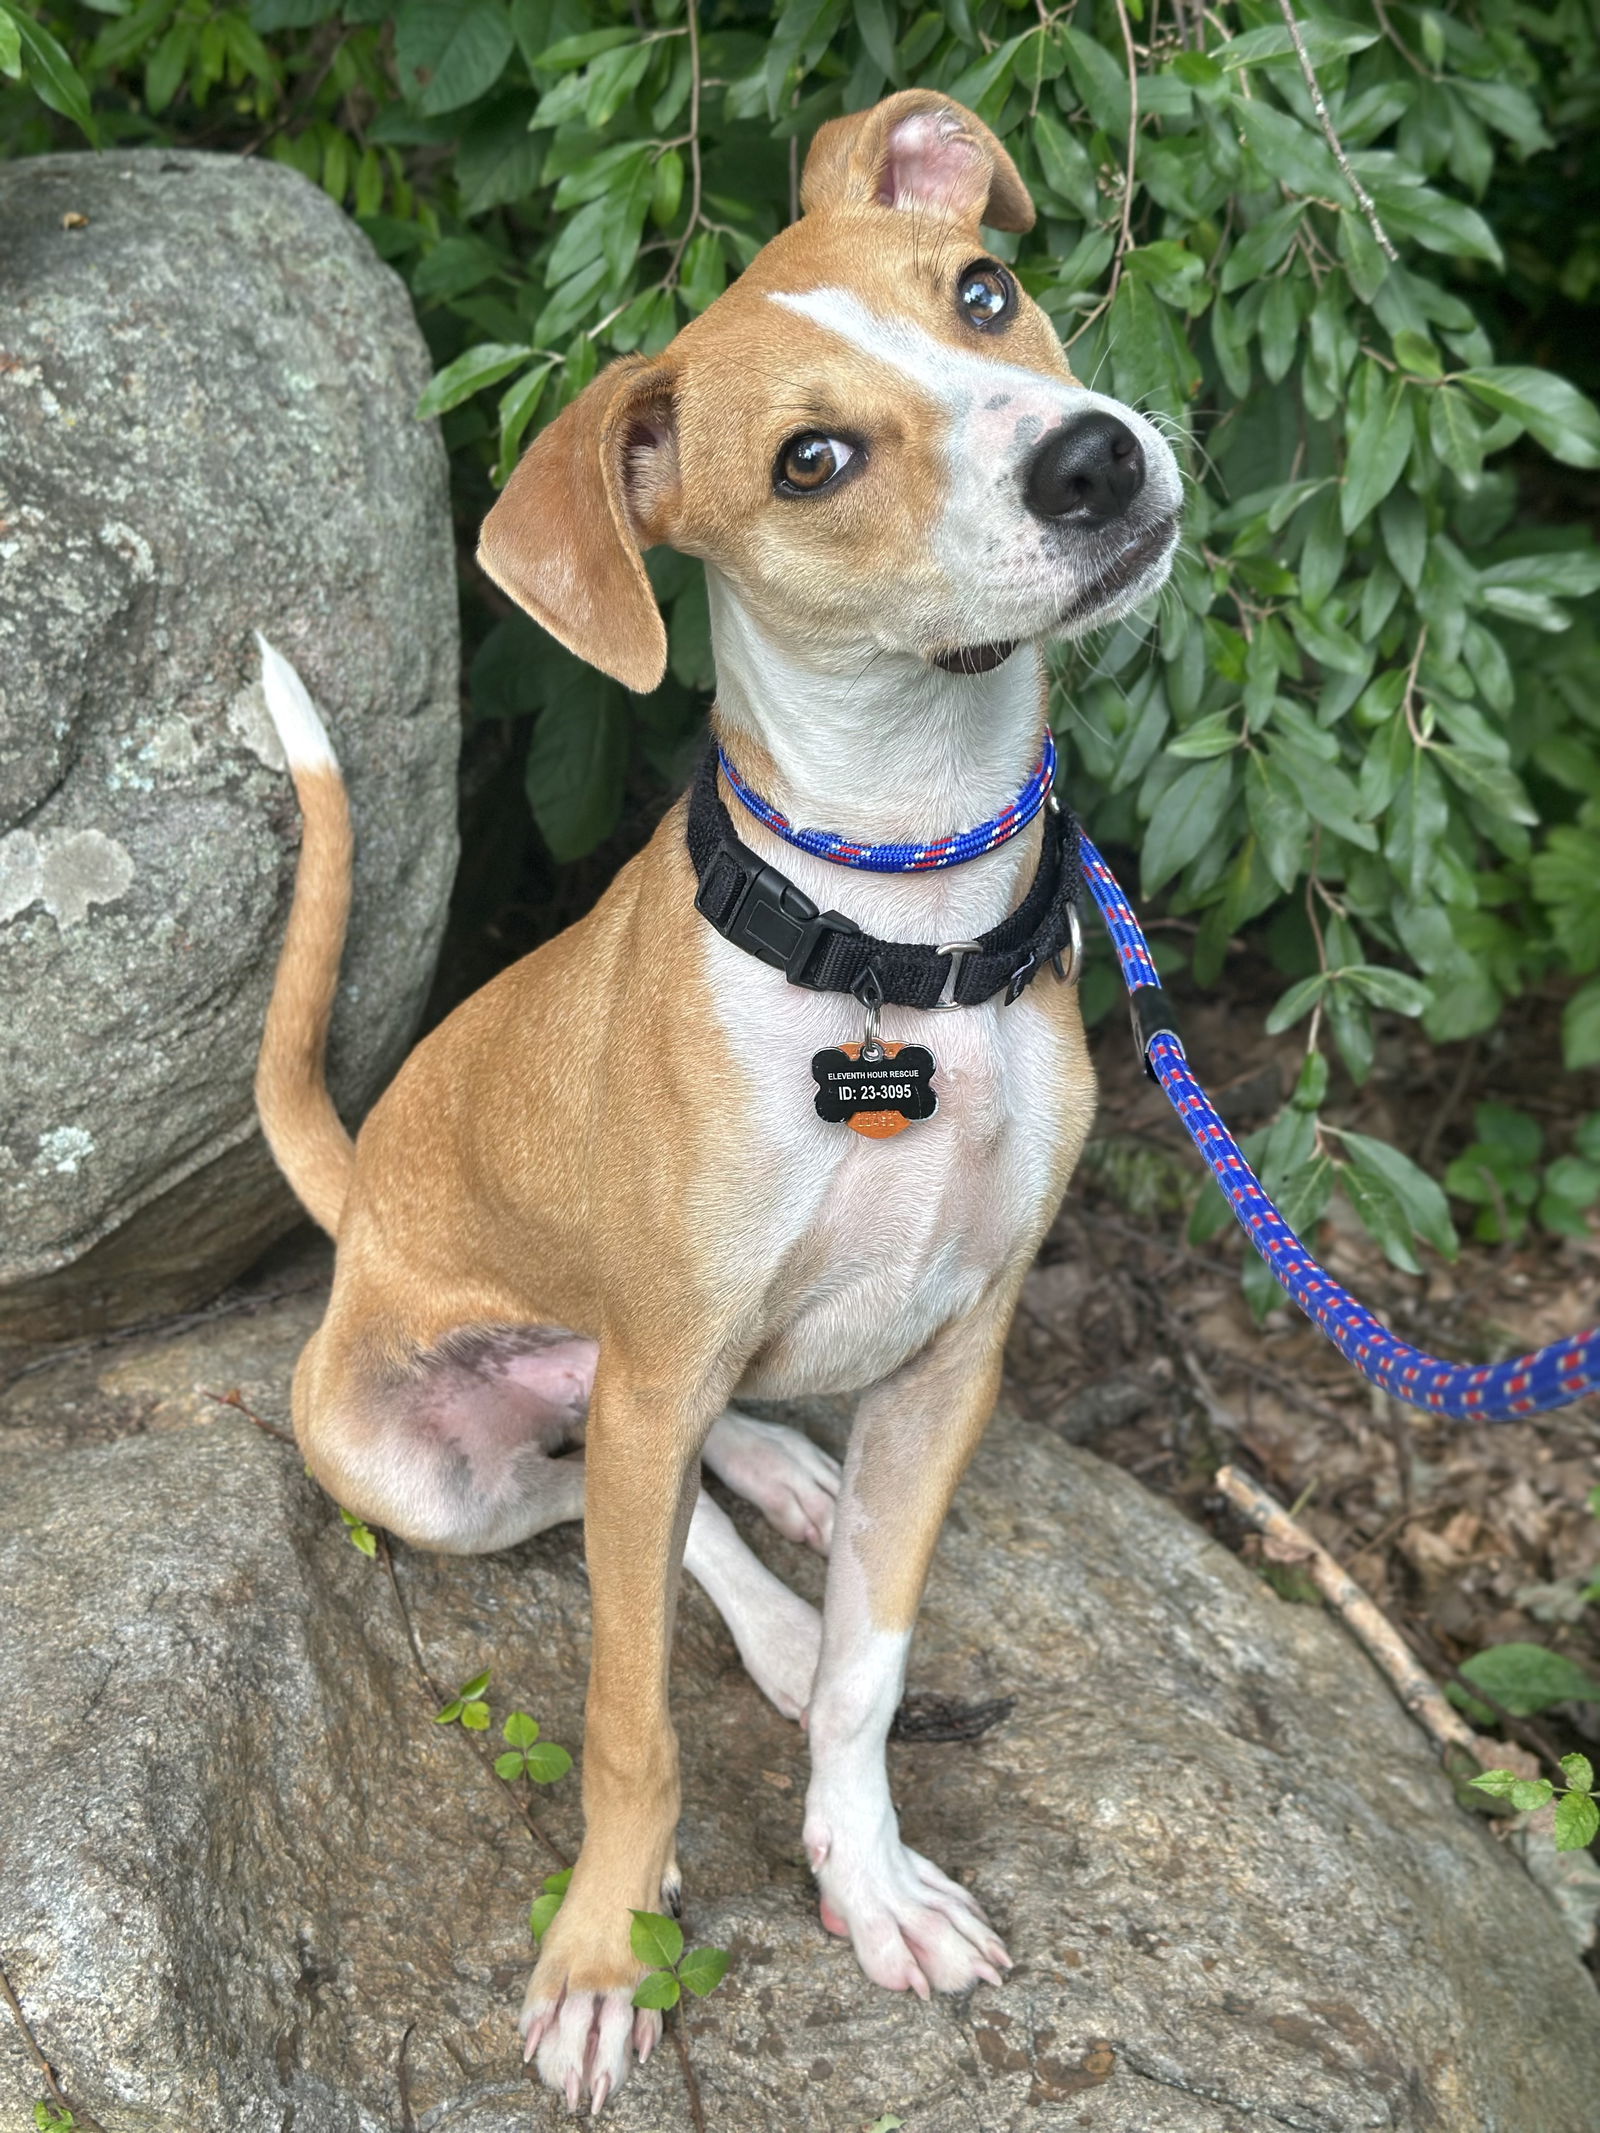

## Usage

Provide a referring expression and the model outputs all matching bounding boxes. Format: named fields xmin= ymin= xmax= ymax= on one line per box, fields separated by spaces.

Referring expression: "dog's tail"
xmin=254 ymin=634 xmax=356 ymax=1236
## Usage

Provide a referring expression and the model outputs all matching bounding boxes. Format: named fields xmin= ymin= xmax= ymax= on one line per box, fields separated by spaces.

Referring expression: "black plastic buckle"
xmin=696 ymin=848 xmax=861 ymax=989
xmin=1129 ymin=985 xmax=1183 ymax=1079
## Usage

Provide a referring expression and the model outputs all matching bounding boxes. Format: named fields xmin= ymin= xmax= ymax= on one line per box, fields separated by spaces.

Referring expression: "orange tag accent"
xmin=837 ymin=1042 xmax=913 ymax=1139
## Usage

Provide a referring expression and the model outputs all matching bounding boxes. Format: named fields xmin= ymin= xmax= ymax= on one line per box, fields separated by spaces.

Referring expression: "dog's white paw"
xmin=807 ymin=1823 xmax=1011 ymax=1996
xmin=521 ymin=1986 xmax=661 ymax=2116
xmin=704 ymin=1410 xmax=841 ymax=1552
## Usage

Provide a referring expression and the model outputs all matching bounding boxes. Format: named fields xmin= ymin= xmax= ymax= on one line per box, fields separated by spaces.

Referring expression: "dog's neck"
xmin=705 ymin=570 xmax=1048 ymax=936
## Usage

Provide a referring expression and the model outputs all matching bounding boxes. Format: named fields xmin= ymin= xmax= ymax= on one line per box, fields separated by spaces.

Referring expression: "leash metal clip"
xmin=930 ymin=940 xmax=982 ymax=1011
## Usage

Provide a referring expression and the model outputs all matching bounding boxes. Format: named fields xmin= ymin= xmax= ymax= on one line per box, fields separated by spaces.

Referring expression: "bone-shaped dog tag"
xmin=811 ymin=1040 xmax=938 ymax=1139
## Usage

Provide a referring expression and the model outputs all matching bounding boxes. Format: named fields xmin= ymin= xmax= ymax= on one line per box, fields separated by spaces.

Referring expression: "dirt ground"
xmin=1009 ymin=940 xmax=1600 ymax=1884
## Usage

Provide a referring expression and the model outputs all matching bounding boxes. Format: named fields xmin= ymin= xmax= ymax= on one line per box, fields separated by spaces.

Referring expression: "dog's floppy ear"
xmin=800 ymin=90 xmax=1034 ymax=234
xmin=478 ymin=357 xmax=678 ymax=695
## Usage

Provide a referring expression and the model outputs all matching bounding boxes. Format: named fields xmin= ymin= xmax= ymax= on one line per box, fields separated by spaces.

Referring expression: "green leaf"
xmin=1142 ymin=757 xmax=1235 ymax=896
xmin=1167 ymin=712 xmax=1239 ymax=760
xmin=529 ymin=1889 xmax=564 ymax=1939
xmin=1033 ymin=107 xmax=1099 ymax=220
xmin=526 ymin=656 xmax=629 ymax=861
xmin=543 ymin=1866 xmax=573 ymax=1892
xmin=1510 ymin=1778 xmax=1555 ymax=1813
xmin=630 ymin=1910 xmax=684 ymax=1970
xmin=459 ymin=1669 xmax=492 ymax=1699
xmin=1264 ymin=973 xmax=1327 ymax=1036
xmin=503 ymin=1710 xmax=540 ymax=1749
xmin=1447 ymin=1643 xmax=1600 ymax=1722
xmin=522 ymin=1740 xmax=573 ymax=1783
xmin=1459 ymin=367 xmax=1600 ymax=471
xmin=1468 ymin=1768 xmax=1523 ymax=1800
xmin=632 ymin=1969 xmax=681 ymax=2010
xmin=461 ymin=1700 xmax=491 ymax=1730
xmin=1329 ymin=1127 xmax=1458 ymax=1259
xmin=1234 ymin=97 xmax=1348 ymax=202
xmin=1058 ymin=25 xmax=1130 ymax=136
xmin=434 ymin=1700 xmax=463 ymax=1724
xmin=1342 ymin=367 xmax=1416 ymax=533
xmin=1554 ymin=1790 xmax=1600 ymax=1852
xmin=338 ymin=1507 xmax=378 ymax=1557
xmin=13 ymin=9 xmax=98 ymax=139
xmin=1342 ymin=965 xmax=1429 ymax=1017
xmin=1339 ymin=1159 xmax=1422 ymax=1275
xmin=1563 ymin=980 xmax=1600 ymax=1071
xmin=677 ymin=1945 xmax=731 ymax=1997
xmin=494 ymin=1749 xmax=528 ymax=1779
xmin=1561 ymin=1752 xmax=1595 ymax=1796
xmin=396 ymin=0 xmax=514 ymax=116
xmin=416 ymin=342 xmax=533 ymax=420
xmin=0 ymin=11 xmax=19 ymax=78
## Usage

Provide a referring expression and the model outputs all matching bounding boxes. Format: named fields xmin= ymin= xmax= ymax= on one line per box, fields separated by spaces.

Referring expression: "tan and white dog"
xmin=255 ymin=89 xmax=1180 ymax=2116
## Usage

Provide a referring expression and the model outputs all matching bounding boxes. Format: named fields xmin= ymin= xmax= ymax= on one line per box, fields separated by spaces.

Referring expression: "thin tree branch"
xmin=1107 ymin=0 xmax=1141 ymax=302
xmin=661 ymin=0 xmax=703 ymax=290
xmin=1275 ymin=0 xmax=1398 ymax=261
xmin=0 ymin=1958 xmax=107 ymax=2132
xmin=1215 ymin=1463 xmax=1481 ymax=1759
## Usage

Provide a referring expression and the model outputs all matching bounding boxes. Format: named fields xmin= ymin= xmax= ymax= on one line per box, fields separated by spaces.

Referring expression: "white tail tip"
xmin=255 ymin=631 xmax=337 ymax=774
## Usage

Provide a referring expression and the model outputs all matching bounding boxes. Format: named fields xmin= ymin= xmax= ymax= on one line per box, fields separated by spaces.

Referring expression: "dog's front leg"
xmin=804 ymin=1298 xmax=1017 ymax=1997
xmin=521 ymin=1359 xmax=716 ymax=2112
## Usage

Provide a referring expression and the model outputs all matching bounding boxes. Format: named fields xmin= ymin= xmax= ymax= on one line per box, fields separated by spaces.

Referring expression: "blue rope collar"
xmin=1083 ymin=837 xmax=1599 ymax=1423
xmin=717 ymin=732 xmax=1057 ymax=873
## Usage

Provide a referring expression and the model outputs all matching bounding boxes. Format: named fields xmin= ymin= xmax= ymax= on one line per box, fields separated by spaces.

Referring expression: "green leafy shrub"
xmin=6 ymin=0 xmax=1600 ymax=1286
xmin=1444 ymin=1102 xmax=1600 ymax=1242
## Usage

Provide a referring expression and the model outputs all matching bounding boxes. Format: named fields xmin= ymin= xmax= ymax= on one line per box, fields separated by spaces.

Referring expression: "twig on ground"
xmin=1275 ymin=0 xmax=1397 ymax=261
xmin=1215 ymin=1463 xmax=1480 ymax=1758
xmin=0 ymin=1958 xmax=106 ymax=2132
xmin=668 ymin=2008 xmax=709 ymax=2133
xmin=202 ymin=1386 xmax=297 ymax=1446
xmin=376 ymin=1534 xmax=570 ymax=1869
xmin=396 ymin=2021 xmax=418 ymax=2133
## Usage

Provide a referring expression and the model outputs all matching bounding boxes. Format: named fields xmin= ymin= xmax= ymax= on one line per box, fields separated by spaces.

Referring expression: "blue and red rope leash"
xmin=1080 ymin=836 xmax=1600 ymax=1424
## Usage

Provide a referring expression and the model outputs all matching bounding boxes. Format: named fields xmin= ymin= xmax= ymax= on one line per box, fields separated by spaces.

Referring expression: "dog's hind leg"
xmin=295 ymin=1321 xmax=818 ymax=1716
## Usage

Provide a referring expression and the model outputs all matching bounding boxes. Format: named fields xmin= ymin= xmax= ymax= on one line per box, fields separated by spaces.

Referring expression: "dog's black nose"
xmin=1025 ymin=412 xmax=1145 ymax=525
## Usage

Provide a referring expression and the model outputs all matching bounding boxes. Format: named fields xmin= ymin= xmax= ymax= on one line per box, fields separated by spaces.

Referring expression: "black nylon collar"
xmin=686 ymin=743 xmax=1083 ymax=1010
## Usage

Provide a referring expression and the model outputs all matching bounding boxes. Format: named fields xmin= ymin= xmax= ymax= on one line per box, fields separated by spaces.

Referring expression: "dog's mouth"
xmin=931 ymin=639 xmax=1015 ymax=675
xmin=1053 ymin=514 xmax=1181 ymax=634
xmin=928 ymin=515 xmax=1180 ymax=674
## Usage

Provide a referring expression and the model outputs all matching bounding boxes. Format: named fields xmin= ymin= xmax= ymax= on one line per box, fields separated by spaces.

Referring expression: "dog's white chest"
xmin=716 ymin=956 xmax=1069 ymax=1399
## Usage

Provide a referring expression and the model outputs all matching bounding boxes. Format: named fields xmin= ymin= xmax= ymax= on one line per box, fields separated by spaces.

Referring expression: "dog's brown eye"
xmin=958 ymin=260 xmax=1013 ymax=329
xmin=775 ymin=432 xmax=856 ymax=495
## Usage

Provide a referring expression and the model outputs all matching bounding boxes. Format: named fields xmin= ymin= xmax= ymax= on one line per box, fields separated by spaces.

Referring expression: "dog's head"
xmin=479 ymin=90 xmax=1182 ymax=693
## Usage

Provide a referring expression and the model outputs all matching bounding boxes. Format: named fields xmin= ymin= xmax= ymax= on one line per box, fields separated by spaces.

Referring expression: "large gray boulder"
xmin=0 ymin=150 xmax=459 ymax=1344
xmin=2 ymin=1271 xmax=1597 ymax=2132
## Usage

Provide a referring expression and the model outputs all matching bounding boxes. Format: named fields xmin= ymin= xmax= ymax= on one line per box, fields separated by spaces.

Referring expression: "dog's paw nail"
xmin=910 ymin=1968 xmax=932 ymax=2001
xmin=975 ymin=1962 xmax=1003 ymax=1988
xmin=565 ymin=2069 xmax=582 ymax=2113
xmin=634 ymin=2009 xmax=661 ymax=2062
xmin=590 ymin=2073 xmax=612 ymax=2117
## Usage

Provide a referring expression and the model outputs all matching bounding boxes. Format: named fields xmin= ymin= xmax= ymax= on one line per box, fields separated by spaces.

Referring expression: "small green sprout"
xmin=865 ymin=2118 xmax=905 ymax=2133
xmin=434 ymin=1669 xmax=492 ymax=1730
xmin=530 ymin=1866 xmax=573 ymax=1941
xmin=1471 ymin=1753 xmax=1598 ymax=1852
xmin=34 ymin=2105 xmax=75 ymax=2131
xmin=629 ymin=1910 xmax=730 ymax=2010
xmin=494 ymin=1710 xmax=573 ymax=1785
xmin=338 ymin=1506 xmax=377 ymax=1557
